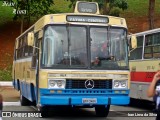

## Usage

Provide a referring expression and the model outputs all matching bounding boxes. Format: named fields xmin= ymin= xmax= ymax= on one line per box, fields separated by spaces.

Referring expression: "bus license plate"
xmin=82 ymin=98 xmax=97 ymax=104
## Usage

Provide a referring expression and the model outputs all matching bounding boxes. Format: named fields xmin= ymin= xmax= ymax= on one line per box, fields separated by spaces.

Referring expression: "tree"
xmin=67 ymin=0 xmax=128 ymax=17
xmin=148 ymin=0 xmax=155 ymax=29
xmin=11 ymin=0 xmax=54 ymax=33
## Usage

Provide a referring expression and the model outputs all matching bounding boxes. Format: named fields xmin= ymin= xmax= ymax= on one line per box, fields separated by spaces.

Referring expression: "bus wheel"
xmin=20 ymin=94 xmax=30 ymax=106
xmin=38 ymin=106 xmax=49 ymax=118
xmin=95 ymin=105 xmax=110 ymax=117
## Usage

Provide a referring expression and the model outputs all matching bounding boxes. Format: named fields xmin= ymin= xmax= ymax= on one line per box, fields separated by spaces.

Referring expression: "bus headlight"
xmin=121 ymin=81 xmax=127 ymax=87
xmin=48 ymin=79 xmax=66 ymax=89
xmin=49 ymin=80 xmax=56 ymax=87
xmin=114 ymin=81 xmax=119 ymax=87
xmin=113 ymin=80 xmax=127 ymax=89
xmin=57 ymin=80 xmax=65 ymax=88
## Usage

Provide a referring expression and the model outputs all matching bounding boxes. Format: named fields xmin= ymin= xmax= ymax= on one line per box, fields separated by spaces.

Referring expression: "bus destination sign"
xmin=77 ymin=2 xmax=97 ymax=14
xmin=67 ymin=15 xmax=109 ymax=23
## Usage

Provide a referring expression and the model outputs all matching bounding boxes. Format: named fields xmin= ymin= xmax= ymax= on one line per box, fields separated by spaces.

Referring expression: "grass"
xmin=0 ymin=66 xmax=12 ymax=81
xmin=121 ymin=0 xmax=160 ymax=17
xmin=155 ymin=0 xmax=160 ymax=14
xmin=0 ymin=1 xmax=14 ymax=25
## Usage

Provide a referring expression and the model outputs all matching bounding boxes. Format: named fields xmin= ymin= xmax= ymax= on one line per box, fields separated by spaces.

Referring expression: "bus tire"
xmin=95 ymin=105 xmax=110 ymax=117
xmin=20 ymin=94 xmax=30 ymax=106
xmin=39 ymin=106 xmax=48 ymax=118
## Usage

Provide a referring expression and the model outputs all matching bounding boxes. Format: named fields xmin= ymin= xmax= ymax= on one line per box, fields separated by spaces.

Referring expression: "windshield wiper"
xmin=98 ymin=56 xmax=115 ymax=61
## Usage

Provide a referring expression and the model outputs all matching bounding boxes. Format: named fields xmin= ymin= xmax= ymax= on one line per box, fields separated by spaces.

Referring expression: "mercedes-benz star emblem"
xmin=85 ymin=79 xmax=94 ymax=89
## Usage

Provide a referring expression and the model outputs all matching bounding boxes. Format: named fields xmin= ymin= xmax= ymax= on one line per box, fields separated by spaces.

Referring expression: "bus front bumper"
xmin=40 ymin=95 xmax=130 ymax=106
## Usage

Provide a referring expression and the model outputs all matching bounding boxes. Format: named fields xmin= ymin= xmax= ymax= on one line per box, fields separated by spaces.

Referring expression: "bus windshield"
xmin=90 ymin=27 xmax=128 ymax=69
xmin=42 ymin=25 xmax=87 ymax=68
xmin=42 ymin=25 xmax=128 ymax=70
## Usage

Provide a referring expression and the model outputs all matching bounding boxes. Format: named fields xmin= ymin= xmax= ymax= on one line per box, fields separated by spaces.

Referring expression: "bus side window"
xmin=16 ymin=40 xmax=19 ymax=59
xmin=24 ymin=36 xmax=29 ymax=57
xmin=17 ymin=39 xmax=23 ymax=59
xmin=32 ymin=33 xmax=39 ymax=68
xmin=129 ymin=36 xmax=143 ymax=60
xmin=144 ymin=46 xmax=152 ymax=59
xmin=15 ymin=40 xmax=18 ymax=60
xmin=153 ymin=46 xmax=160 ymax=58
xmin=144 ymin=34 xmax=153 ymax=59
xmin=22 ymin=37 xmax=25 ymax=57
xmin=144 ymin=32 xmax=160 ymax=59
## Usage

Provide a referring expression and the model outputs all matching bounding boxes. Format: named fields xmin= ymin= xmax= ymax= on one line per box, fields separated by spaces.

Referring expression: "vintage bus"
xmin=129 ymin=28 xmax=160 ymax=101
xmin=12 ymin=1 xmax=131 ymax=117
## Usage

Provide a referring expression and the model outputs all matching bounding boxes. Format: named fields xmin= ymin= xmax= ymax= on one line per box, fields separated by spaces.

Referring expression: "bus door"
xmin=32 ymin=32 xmax=39 ymax=103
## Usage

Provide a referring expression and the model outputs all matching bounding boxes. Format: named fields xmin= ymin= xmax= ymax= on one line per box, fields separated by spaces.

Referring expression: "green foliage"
xmin=66 ymin=0 xmax=128 ymax=16
xmin=1 ymin=0 xmax=160 ymax=24
xmin=123 ymin=0 xmax=148 ymax=17
xmin=0 ymin=1 xmax=14 ymax=25
xmin=0 ymin=66 xmax=12 ymax=81
xmin=67 ymin=0 xmax=76 ymax=8
xmin=12 ymin=0 xmax=54 ymax=23
xmin=109 ymin=0 xmax=127 ymax=10
xmin=110 ymin=8 xmax=121 ymax=17
xmin=50 ymin=0 xmax=72 ymax=13
xmin=29 ymin=0 xmax=54 ymax=18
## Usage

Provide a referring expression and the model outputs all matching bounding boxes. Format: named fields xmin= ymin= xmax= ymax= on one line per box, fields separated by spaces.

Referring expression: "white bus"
xmin=129 ymin=28 xmax=160 ymax=101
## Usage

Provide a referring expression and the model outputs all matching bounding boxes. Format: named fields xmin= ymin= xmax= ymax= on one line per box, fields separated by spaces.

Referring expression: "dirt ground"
xmin=0 ymin=86 xmax=19 ymax=102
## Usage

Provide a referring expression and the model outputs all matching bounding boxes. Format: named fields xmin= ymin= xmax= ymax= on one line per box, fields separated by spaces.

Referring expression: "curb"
xmin=0 ymin=82 xmax=12 ymax=86
xmin=3 ymin=101 xmax=20 ymax=106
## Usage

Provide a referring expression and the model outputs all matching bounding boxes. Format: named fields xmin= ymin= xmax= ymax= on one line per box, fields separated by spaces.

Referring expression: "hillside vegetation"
xmin=121 ymin=0 xmax=160 ymax=33
xmin=1 ymin=0 xmax=160 ymax=29
xmin=0 ymin=0 xmax=160 ymax=80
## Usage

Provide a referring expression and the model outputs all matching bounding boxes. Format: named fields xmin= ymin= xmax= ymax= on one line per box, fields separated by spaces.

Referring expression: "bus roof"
xmin=16 ymin=13 xmax=127 ymax=40
xmin=132 ymin=28 xmax=160 ymax=36
xmin=34 ymin=13 xmax=127 ymax=31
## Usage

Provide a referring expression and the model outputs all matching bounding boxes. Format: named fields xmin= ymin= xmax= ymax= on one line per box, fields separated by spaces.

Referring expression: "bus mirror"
xmin=27 ymin=32 xmax=34 ymax=46
xmin=131 ymin=35 xmax=137 ymax=49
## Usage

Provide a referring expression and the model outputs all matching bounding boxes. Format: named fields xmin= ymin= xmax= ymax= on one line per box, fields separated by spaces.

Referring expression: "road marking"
xmin=3 ymin=101 xmax=20 ymax=106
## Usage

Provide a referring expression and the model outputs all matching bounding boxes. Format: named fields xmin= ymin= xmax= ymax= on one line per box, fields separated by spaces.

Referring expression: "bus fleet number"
xmin=146 ymin=72 xmax=155 ymax=79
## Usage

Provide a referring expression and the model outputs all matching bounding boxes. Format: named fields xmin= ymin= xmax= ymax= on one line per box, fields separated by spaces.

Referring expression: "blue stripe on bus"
xmin=13 ymin=79 xmax=20 ymax=91
xmin=40 ymin=95 xmax=130 ymax=105
xmin=19 ymin=81 xmax=36 ymax=102
xmin=40 ymin=88 xmax=130 ymax=106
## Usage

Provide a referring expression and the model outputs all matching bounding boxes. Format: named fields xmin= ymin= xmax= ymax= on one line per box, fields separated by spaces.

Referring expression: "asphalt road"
xmin=1 ymin=105 xmax=157 ymax=120
xmin=0 ymin=85 xmax=158 ymax=120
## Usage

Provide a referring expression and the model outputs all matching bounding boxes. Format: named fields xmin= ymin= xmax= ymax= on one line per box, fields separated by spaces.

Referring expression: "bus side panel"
xmin=19 ymin=81 xmax=36 ymax=102
xmin=130 ymin=82 xmax=153 ymax=101
xmin=14 ymin=58 xmax=36 ymax=102
xmin=129 ymin=60 xmax=159 ymax=101
xmin=13 ymin=79 xmax=20 ymax=91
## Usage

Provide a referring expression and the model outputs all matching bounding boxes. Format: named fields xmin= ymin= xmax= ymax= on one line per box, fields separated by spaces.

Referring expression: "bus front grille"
xmin=66 ymin=79 xmax=112 ymax=89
